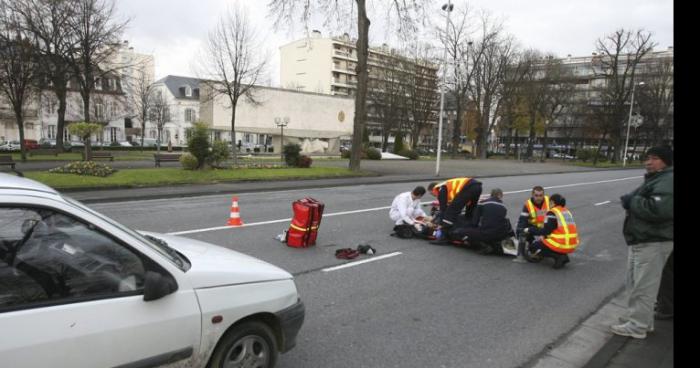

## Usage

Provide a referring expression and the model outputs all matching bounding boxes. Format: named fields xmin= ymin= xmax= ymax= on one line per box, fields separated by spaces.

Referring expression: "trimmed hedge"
xmin=179 ymin=153 xmax=199 ymax=170
xmin=366 ymin=147 xmax=382 ymax=160
xmin=297 ymin=155 xmax=313 ymax=168
xmin=396 ymin=149 xmax=419 ymax=160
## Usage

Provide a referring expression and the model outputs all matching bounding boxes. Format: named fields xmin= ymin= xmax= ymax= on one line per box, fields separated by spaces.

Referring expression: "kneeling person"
xmin=450 ymin=188 xmax=514 ymax=253
xmin=390 ymin=186 xmax=428 ymax=238
xmin=523 ymin=194 xmax=578 ymax=269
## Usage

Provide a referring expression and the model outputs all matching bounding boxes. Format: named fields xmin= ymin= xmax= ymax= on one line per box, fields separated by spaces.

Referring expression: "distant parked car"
xmin=0 ymin=140 xmax=20 ymax=151
xmin=22 ymin=139 xmax=39 ymax=150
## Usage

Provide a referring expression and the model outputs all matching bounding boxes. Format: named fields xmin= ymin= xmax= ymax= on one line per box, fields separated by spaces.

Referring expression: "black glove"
xmin=620 ymin=194 xmax=632 ymax=210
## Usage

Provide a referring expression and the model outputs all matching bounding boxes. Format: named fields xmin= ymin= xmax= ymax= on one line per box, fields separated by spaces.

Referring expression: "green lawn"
xmin=25 ymin=167 xmax=373 ymax=190
xmin=567 ymin=161 xmax=645 ymax=169
xmin=11 ymin=151 xmax=157 ymax=161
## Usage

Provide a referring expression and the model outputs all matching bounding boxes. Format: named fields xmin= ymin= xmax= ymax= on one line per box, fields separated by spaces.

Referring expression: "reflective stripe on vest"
xmin=542 ymin=207 xmax=579 ymax=254
xmin=525 ymin=196 xmax=550 ymax=228
xmin=432 ymin=178 xmax=470 ymax=204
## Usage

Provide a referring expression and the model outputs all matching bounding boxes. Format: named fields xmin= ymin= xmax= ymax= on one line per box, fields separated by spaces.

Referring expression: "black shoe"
xmin=552 ymin=254 xmax=569 ymax=269
xmin=655 ymin=311 xmax=673 ymax=320
xmin=477 ymin=244 xmax=494 ymax=255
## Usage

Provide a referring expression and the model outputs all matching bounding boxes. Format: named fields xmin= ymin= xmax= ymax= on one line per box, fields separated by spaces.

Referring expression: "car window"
xmin=0 ymin=207 xmax=146 ymax=312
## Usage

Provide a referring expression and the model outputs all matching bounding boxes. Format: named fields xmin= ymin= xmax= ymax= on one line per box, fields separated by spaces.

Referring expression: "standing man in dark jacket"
xmin=450 ymin=188 xmax=514 ymax=254
xmin=611 ymin=146 xmax=674 ymax=339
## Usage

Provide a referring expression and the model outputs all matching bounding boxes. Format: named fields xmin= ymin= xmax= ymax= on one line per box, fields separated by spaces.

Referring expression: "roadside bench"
xmin=83 ymin=151 xmax=114 ymax=161
xmin=154 ymin=153 xmax=182 ymax=167
xmin=29 ymin=148 xmax=58 ymax=157
xmin=0 ymin=155 xmax=16 ymax=170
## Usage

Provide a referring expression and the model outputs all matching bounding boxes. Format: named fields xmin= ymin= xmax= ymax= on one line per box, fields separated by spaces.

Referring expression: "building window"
xmin=48 ymin=125 xmax=56 ymax=139
xmin=185 ymin=86 xmax=192 ymax=97
xmin=214 ymin=131 xmax=221 ymax=141
xmin=110 ymin=127 xmax=117 ymax=142
xmin=95 ymin=103 xmax=104 ymax=120
xmin=184 ymin=108 xmax=195 ymax=122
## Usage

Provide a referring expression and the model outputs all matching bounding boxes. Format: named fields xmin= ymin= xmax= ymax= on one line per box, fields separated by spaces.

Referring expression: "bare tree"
xmin=367 ymin=49 xmax=409 ymax=151
xmin=269 ymin=0 xmax=428 ymax=171
xmin=198 ymin=5 xmax=267 ymax=167
xmin=636 ymin=56 xmax=673 ymax=148
xmin=148 ymin=91 xmax=169 ymax=155
xmin=0 ymin=1 xmax=39 ymax=162
xmin=65 ymin=0 xmax=128 ymax=124
xmin=405 ymin=43 xmax=439 ymax=150
xmin=466 ymin=14 xmax=515 ymax=158
xmin=124 ymin=64 xmax=155 ymax=150
xmin=594 ymin=28 xmax=655 ymax=163
xmin=538 ymin=56 xmax=576 ymax=161
xmin=9 ymin=0 xmax=77 ymax=152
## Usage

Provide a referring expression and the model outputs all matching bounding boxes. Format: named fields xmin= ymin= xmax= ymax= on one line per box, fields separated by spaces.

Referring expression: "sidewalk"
xmin=530 ymin=291 xmax=673 ymax=368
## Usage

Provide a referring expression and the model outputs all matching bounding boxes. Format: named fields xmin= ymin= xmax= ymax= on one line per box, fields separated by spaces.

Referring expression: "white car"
xmin=0 ymin=174 xmax=304 ymax=368
xmin=0 ymin=141 xmax=20 ymax=151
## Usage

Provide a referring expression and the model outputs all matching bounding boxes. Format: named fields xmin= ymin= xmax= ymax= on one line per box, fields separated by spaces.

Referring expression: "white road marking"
xmin=594 ymin=201 xmax=611 ymax=206
xmin=167 ymin=176 xmax=642 ymax=236
xmin=322 ymin=252 xmax=403 ymax=272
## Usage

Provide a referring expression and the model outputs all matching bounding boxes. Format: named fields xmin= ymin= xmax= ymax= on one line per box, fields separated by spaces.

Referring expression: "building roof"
xmin=155 ymin=75 xmax=201 ymax=100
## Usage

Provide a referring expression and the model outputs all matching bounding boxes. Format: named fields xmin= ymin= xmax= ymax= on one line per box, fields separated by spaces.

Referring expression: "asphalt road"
xmin=85 ymin=169 xmax=644 ymax=368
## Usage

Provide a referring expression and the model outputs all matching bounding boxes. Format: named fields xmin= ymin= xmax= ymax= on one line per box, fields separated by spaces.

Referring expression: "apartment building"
xmin=149 ymin=75 xmax=200 ymax=146
xmin=280 ymin=31 xmax=439 ymax=148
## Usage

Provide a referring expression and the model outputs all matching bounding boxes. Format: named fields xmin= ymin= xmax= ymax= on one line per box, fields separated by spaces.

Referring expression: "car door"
xmin=0 ymin=205 xmax=202 ymax=368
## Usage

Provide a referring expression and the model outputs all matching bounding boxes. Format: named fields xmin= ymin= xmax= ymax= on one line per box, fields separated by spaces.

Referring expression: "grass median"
xmin=25 ymin=167 xmax=374 ymax=190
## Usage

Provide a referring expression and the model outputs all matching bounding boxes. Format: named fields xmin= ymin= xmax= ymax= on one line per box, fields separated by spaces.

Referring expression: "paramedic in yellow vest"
xmin=427 ymin=178 xmax=483 ymax=233
xmin=516 ymin=186 xmax=550 ymax=240
xmin=522 ymin=194 xmax=578 ymax=269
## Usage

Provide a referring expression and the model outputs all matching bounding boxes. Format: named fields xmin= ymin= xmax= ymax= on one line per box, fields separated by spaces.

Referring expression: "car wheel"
xmin=208 ymin=321 xmax=278 ymax=368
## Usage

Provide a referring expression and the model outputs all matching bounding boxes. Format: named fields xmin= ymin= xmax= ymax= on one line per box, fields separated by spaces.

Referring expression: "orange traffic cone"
xmin=227 ymin=196 xmax=244 ymax=226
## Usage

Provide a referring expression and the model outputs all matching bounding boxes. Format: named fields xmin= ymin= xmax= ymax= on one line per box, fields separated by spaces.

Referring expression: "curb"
xmin=66 ymin=167 xmax=641 ymax=204
xmin=526 ymin=287 xmax=626 ymax=368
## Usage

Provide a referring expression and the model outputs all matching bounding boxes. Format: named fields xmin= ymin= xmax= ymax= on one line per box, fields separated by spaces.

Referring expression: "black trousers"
xmin=531 ymin=240 xmax=566 ymax=259
xmin=656 ymin=251 xmax=673 ymax=314
xmin=443 ymin=182 xmax=483 ymax=227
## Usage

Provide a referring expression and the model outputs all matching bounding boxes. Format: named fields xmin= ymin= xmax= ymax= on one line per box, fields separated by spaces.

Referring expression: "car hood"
xmin=139 ymin=231 xmax=293 ymax=289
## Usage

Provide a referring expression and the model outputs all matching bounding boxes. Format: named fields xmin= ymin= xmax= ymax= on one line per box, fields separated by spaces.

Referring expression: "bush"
xmin=283 ymin=143 xmax=302 ymax=166
xmin=207 ymin=140 xmax=230 ymax=168
xmin=179 ymin=153 xmax=199 ymax=170
xmin=341 ymin=150 xmax=351 ymax=159
xmin=109 ymin=141 xmax=121 ymax=147
xmin=341 ymin=149 xmax=367 ymax=159
xmin=396 ymin=149 xmax=419 ymax=160
xmin=49 ymin=161 xmax=116 ymax=177
xmin=297 ymin=155 xmax=313 ymax=168
xmin=366 ymin=147 xmax=382 ymax=160
xmin=187 ymin=122 xmax=211 ymax=169
xmin=393 ymin=133 xmax=405 ymax=153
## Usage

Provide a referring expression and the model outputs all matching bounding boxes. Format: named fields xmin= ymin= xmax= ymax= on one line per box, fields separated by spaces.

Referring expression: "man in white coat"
xmin=390 ymin=186 xmax=428 ymax=229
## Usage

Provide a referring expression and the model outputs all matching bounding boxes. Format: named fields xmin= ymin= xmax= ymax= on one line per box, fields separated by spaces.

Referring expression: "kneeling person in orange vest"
xmin=523 ymin=194 xmax=578 ymax=269
xmin=427 ymin=177 xmax=483 ymax=243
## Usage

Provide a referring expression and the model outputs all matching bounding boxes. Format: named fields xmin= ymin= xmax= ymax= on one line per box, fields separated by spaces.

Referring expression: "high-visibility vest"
xmin=432 ymin=178 xmax=471 ymax=204
xmin=542 ymin=206 xmax=579 ymax=254
xmin=525 ymin=196 xmax=550 ymax=228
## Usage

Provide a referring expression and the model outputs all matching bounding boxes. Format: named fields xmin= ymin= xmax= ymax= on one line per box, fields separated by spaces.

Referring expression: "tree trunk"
xmin=541 ymin=127 xmax=548 ymax=162
xmin=350 ymin=0 xmax=370 ymax=172
xmin=56 ymin=88 xmax=67 ymax=152
xmin=16 ymin=115 xmax=26 ymax=162
xmin=231 ymin=101 xmax=238 ymax=167
xmin=451 ymin=92 xmax=462 ymax=157
xmin=526 ymin=113 xmax=536 ymax=160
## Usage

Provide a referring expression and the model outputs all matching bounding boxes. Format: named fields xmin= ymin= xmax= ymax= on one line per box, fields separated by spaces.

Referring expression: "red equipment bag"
xmin=286 ymin=197 xmax=325 ymax=248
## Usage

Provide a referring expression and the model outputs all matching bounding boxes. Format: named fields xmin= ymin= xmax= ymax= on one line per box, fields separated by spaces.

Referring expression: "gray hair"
xmin=491 ymin=188 xmax=503 ymax=198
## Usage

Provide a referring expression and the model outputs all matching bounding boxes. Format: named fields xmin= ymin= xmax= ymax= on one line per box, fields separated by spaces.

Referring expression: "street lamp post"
xmin=436 ymin=0 xmax=453 ymax=176
xmin=623 ymin=81 xmax=644 ymax=167
xmin=275 ymin=116 xmax=289 ymax=163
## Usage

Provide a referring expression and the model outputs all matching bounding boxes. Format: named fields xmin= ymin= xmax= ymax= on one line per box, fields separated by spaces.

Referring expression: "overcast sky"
xmin=117 ymin=0 xmax=673 ymax=83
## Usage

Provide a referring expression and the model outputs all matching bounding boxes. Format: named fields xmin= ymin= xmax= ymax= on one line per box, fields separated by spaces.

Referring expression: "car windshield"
xmin=62 ymin=195 xmax=191 ymax=272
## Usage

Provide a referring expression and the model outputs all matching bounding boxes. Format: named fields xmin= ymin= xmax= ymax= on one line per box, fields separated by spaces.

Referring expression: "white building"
xmin=1 ymin=40 xmax=154 ymax=146
xmin=149 ymin=75 xmax=200 ymax=146
xmin=199 ymin=84 xmax=354 ymax=153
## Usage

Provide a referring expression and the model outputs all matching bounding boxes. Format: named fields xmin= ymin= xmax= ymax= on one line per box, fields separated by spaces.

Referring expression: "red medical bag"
xmin=286 ymin=197 xmax=325 ymax=248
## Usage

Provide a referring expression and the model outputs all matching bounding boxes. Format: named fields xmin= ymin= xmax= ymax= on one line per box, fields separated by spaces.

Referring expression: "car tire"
xmin=208 ymin=321 xmax=278 ymax=368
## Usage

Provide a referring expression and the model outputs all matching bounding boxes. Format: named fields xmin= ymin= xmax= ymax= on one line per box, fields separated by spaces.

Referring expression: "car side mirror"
xmin=143 ymin=270 xmax=178 ymax=301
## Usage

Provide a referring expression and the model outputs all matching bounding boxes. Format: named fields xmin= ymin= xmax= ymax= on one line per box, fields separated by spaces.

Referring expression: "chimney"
xmin=592 ymin=52 xmax=597 ymax=56
xmin=667 ymin=46 xmax=673 ymax=50
xmin=311 ymin=30 xmax=321 ymax=38
xmin=567 ymin=54 xmax=572 ymax=58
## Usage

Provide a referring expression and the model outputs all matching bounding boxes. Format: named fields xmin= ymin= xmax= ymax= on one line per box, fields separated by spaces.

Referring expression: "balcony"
xmin=333 ymin=50 xmax=357 ymax=61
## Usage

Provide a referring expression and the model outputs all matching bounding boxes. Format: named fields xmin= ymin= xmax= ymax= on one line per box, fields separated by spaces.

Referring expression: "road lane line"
xmin=322 ymin=252 xmax=403 ymax=272
xmin=594 ymin=201 xmax=611 ymax=206
xmin=167 ymin=176 xmax=642 ymax=235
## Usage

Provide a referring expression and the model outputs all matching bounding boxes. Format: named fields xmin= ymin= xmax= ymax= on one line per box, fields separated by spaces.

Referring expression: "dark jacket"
xmin=622 ymin=167 xmax=673 ymax=245
xmin=472 ymin=196 xmax=513 ymax=240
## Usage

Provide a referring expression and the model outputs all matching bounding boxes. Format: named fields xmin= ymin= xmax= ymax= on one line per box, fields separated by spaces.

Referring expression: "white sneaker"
xmin=610 ymin=323 xmax=647 ymax=339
